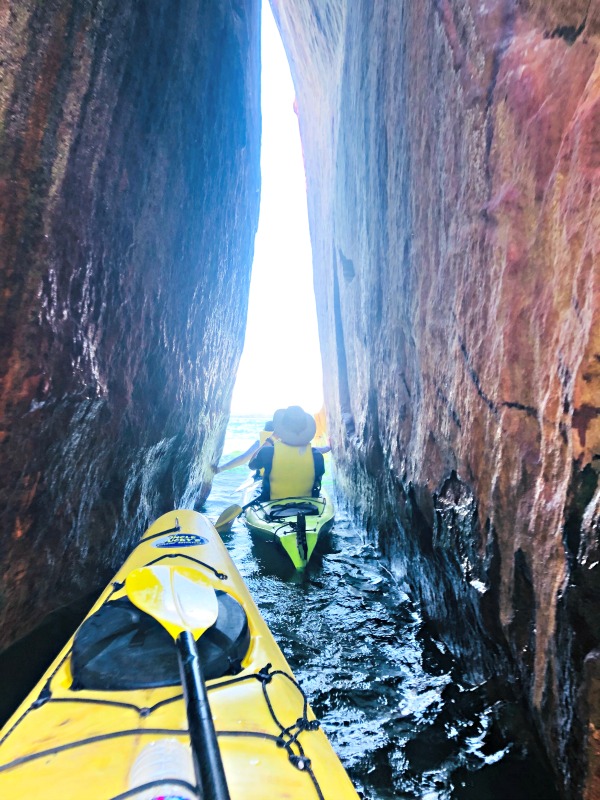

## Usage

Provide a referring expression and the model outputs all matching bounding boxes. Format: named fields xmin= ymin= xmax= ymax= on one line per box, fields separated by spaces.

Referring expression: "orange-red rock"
xmin=0 ymin=1 xmax=260 ymax=647
xmin=272 ymin=0 xmax=600 ymax=795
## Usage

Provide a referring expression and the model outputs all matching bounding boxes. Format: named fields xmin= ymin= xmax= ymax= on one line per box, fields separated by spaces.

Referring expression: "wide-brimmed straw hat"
xmin=273 ymin=406 xmax=316 ymax=446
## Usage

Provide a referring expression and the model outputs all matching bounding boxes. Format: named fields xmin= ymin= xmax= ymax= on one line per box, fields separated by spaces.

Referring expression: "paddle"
xmin=234 ymin=473 xmax=258 ymax=493
xmin=214 ymin=497 xmax=261 ymax=533
xmin=126 ymin=565 xmax=230 ymax=800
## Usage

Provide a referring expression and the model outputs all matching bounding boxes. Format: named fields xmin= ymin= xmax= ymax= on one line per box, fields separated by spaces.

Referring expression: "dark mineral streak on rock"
xmin=272 ymin=0 xmax=600 ymax=795
xmin=0 ymin=1 xmax=260 ymax=647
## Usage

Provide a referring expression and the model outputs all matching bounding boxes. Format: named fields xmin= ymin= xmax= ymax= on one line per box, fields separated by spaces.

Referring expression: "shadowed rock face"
xmin=272 ymin=0 xmax=599 ymax=795
xmin=0 ymin=1 xmax=260 ymax=646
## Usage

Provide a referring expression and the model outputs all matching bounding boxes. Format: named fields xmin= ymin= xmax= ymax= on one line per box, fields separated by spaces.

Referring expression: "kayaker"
xmin=248 ymin=405 xmax=325 ymax=500
xmin=214 ymin=420 xmax=275 ymax=474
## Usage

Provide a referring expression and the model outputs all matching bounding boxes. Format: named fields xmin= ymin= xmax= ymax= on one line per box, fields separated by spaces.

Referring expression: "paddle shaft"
xmin=176 ymin=631 xmax=231 ymax=800
xmin=215 ymin=496 xmax=262 ymax=532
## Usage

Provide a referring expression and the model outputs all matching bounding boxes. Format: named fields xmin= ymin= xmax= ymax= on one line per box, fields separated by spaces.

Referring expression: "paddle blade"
xmin=126 ymin=565 xmax=219 ymax=640
xmin=234 ymin=474 xmax=257 ymax=493
xmin=214 ymin=504 xmax=243 ymax=533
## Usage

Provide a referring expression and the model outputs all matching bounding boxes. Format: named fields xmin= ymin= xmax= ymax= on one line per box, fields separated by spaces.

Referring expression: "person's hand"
xmin=211 ymin=463 xmax=221 ymax=475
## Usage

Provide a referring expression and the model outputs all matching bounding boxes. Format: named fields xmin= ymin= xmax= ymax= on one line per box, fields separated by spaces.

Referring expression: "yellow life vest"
xmin=255 ymin=430 xmax=275 ymax=476
xmin=269 ymin=441 xmax=315 ymax=500
xmin=259 ymin=430 xmax=273 ymax=445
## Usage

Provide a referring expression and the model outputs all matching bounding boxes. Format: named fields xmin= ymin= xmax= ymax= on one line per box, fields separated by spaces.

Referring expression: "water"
xmin=207 ymin=416 xmax=559 ymax=800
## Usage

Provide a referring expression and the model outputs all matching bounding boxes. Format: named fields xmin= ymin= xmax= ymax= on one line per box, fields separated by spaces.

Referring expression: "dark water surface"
xmin=207 ymin=418 xmax=559 ymax=800
xmin=0 ymin=417 xmax=560 ymax=799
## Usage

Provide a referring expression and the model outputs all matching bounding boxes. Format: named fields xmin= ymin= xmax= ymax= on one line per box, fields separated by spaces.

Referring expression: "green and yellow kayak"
xmin=0 ymin=509 xmax=358 ymax=799
xmin=243 ymin=491 xmax=335 ymax=570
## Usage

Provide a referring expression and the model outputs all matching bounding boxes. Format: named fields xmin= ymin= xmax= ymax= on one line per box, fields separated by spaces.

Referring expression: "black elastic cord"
xmin=110 ymin=778 xmax=198 ymax=800
xmin=143 ymin=553 xmax=227 ymax=580
xmin=0 ymin=728 xmax=189 ymax=773
xmin=0 ymin=663 xmax=326 ymax=799
xmin=0 ymin=645 xmax=71 ymax=747
xmin=136 ymin=523 xmax=182 ymax=545
xmin=1 ymin=643 xmax=325 ymax=797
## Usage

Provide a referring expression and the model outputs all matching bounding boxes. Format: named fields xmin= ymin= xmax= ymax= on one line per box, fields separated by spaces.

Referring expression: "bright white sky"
xmin=229 ymin=1 xmax=324 ymax=417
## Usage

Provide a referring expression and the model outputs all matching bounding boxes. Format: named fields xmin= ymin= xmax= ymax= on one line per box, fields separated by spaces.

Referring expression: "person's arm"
xmin=215 ymin=440 xmax=260 ymax=473
xmin=311 ymin=449 xmax=325 ymax=497
xmin=313 ymin=444 xmax=331 ymax=454
xmin=249 ymin=444 xmax=274 ymax=472
xmin=313 ymin=450 xmax=325 ymax=479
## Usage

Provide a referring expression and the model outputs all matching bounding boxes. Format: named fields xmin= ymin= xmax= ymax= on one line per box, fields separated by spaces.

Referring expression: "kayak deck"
xmin=0 ymin=510 xmax=357 ymax=800
xmin=243 ymin=492 xmax=335 ymax=569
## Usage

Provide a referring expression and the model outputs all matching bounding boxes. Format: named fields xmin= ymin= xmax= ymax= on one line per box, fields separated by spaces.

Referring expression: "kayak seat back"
xmin=267 ymin=502 xmax=320 ymax=520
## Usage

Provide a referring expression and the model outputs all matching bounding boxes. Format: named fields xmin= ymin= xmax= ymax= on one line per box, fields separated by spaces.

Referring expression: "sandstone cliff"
xmin=0 ymin=0 xmax=260 ymax=647
xmin=272 ymin=0 xmax=600 ymax=796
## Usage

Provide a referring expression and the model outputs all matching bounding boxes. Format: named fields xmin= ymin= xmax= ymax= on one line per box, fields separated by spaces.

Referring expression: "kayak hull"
xmin=0 ymin=510 xmax=357 ymax=800
xmin=243 ymin=491 xmax=335 ymax=570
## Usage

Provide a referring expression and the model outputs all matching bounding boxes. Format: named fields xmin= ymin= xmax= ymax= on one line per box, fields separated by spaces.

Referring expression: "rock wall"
xmin=272 ymin=0 xmax=600 ymax=796
xmin=0 ymin=0 xmax=260 ymax=647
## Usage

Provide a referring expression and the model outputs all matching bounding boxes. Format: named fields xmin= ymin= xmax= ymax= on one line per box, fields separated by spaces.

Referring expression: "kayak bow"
xmin=0 ymin=510 xmax=357 ymax=800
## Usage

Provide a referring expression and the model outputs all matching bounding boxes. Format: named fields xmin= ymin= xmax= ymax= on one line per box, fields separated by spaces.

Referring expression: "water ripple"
xmin=206 ymin=431 xmax=559 ymax=800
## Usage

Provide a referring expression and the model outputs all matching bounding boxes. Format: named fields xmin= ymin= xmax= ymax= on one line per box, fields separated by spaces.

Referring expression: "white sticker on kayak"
xmin=154 ymin=533 xmax=208 ymax=548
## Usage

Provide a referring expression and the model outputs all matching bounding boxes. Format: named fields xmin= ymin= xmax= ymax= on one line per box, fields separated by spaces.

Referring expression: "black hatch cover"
xmin=71 ymin=590 xmax=249 ymax=690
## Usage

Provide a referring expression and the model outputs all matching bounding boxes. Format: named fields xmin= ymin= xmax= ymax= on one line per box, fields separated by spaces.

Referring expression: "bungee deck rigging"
xmin=242 ymin=491 xmax=335 ymax=570
xmin=0 ymin=510 xmax=358 ymax=799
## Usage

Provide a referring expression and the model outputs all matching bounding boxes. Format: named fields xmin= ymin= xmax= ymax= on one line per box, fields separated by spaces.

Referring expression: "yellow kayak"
xmin=0 ymin=510 xmax=359 ymax=799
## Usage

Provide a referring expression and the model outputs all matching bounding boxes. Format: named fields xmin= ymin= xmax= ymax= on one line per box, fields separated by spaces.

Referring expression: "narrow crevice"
xmin=459 ymin=337 xmax=539 ymax=420
xmin=547 ymin=24 xmax=585 ymax=44
xmin=338 ymin=247 xmax=355 ymax=282
xmin=436 ymin=385 xmax=461 ymax=429
xmin=546 ymin=7 xmax=587 ymax=46
xmin=483 ymin=0 xmax=517 ymax=192
xmin=500 ymin=400 xmax=538 ymax=417
xmin=458 ymin=335 xmax=498 ymax=415
xmin=508 ymin=548 xmax=536 ymax=673
xmin=332 ymin=246 xmax=355 ymax=437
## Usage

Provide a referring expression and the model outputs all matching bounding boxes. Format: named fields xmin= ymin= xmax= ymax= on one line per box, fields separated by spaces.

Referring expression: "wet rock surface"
xmin=0 ymin=0 xmax=260 ymax=647
xmin=272 ymin=0 xmax=600 ymax=795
